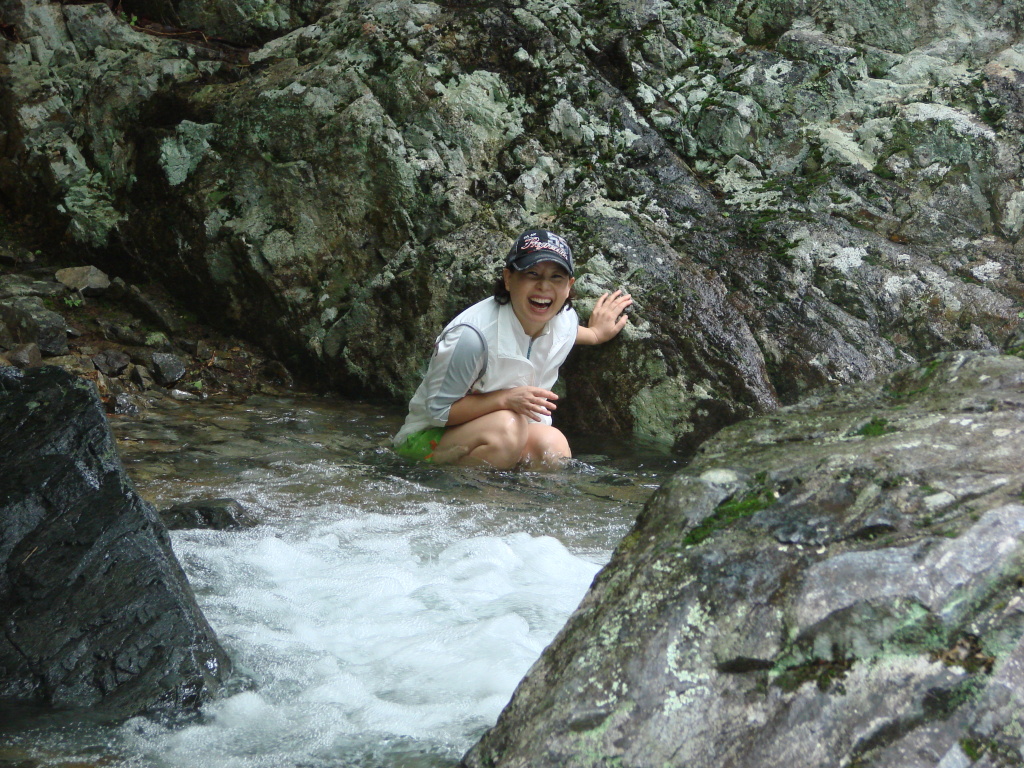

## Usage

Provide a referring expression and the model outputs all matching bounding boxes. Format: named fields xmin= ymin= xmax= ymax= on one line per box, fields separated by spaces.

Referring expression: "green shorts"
xmin=394 ymin=427 xmax=447 ymax=462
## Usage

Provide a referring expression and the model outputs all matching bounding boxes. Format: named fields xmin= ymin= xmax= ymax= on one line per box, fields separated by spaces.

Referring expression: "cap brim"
xmin=509 ymin=252 xmax=573 ymax=275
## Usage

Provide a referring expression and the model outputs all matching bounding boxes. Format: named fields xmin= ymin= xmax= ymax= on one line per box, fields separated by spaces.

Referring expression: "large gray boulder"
xmin=0 ymin=365 xmax=232 ymax=718
xmin=1 ymin=0 xmax=1022 ymax=450
xmin=462 ymin=351 xmax=1024 ymax=767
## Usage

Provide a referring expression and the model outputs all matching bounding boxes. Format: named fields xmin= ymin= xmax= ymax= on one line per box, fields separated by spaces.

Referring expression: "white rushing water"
xmin=118 ymin=494 xmax=601 ymax=767
xmin=1 ymin=395 xmax=673 ymax=767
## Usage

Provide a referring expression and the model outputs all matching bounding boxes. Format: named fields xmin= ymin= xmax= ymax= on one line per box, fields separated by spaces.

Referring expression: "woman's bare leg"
xmin=433 ymin=410 xmax=529 ymax=469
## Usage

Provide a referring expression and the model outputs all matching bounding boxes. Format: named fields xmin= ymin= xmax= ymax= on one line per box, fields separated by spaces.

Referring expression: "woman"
xmin=393 ymin=229 xmax=632 ymax=469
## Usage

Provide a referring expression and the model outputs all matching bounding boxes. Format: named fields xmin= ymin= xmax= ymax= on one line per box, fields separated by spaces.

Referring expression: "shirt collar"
xmin=499 ymin=302 xmax=551 ymax=354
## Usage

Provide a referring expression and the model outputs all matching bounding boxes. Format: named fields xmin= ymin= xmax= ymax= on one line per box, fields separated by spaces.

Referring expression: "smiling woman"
xmin=502 ymin=262 xmax=574 ymax=338
xmin=392 ymin=229 xmax=632 ymax=470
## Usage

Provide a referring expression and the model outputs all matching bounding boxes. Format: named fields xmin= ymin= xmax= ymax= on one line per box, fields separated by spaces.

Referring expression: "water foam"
xmin=118 ymin=496 xmax=601 ymax=767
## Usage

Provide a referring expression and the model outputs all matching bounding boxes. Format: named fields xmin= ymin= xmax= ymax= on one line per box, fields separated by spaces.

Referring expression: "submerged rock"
xmin=0 ymin=365 xmax=232 ymax=718
xmin=112 ymin=391 xmax=144 ymax=415
xmin=462 ymin=351 xmax=1024 ymax=767
xmin=160 ymin=498 xmax=257 ymax=530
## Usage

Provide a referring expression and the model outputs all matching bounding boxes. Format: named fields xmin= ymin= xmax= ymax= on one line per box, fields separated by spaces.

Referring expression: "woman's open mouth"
xmin=529 ymin=297 xmax=553 ymax=310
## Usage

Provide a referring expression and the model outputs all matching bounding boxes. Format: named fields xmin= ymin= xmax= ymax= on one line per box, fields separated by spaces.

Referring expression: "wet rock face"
xmin=0 ymin=298 xmax=68 ymax=356
xmin=462 ymin=352 xmax=1024 ymax=768
xmin=0 ymin=365 xmax=232 ymax=718
xmin=122 ymin=0 xmax=328 ymax=46
xmin=159 ymin=497 xmax=257 ymax=530
xmin=1 ymin=0 xmax=1023 ymax=448
xmin=151 ymin=351 xmax=186 ymax=385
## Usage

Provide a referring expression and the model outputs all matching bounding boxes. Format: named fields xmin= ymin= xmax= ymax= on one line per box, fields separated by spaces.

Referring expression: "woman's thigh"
xmin=433 ymin=410 xmax=529 ymax=466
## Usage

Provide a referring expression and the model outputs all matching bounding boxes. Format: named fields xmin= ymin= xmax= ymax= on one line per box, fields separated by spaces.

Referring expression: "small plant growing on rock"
xmin=853 ymin=417 xmax=894 ymax=438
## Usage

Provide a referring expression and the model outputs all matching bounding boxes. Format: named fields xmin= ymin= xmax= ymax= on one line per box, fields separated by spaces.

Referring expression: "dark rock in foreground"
xmin=0 ymin=365 xmax=232 ymax=719
xmin=463 ymin=351 xmax=1024 ymax=768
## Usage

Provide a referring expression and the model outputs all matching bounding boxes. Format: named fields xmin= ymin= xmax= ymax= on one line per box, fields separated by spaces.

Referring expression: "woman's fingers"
xmin=608 ymin=290 xmax=632 ymax=310
xmin=507 ymin=387 xmax=557 ymax=420
xmin=595 ymin=290 xmax=633 ymax=315
xmin=529 ymin=388 xmax=557 ymax=416
xmin=587 ymin=291 xmax=633 ymax=343
xmin=532 ymin=390 xmax=556 ymax=420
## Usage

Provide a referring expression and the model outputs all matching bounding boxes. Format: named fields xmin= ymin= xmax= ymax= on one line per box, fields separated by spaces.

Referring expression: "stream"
xmin=0 ymin=392 xmax=679 ymax=768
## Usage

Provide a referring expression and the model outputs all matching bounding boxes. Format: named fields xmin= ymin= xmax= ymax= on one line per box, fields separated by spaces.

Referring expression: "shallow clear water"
xmin=0 ymin=393 xmax=678 ymax=768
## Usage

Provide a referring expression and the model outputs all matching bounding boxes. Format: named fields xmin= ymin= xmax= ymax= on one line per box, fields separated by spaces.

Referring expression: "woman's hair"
xmin=493 ymin=271 xmax=576 ymax=310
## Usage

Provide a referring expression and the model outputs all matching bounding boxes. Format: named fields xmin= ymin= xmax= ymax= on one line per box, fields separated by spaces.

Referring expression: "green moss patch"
xmin=683 ymin=482 xmax=775 ymax=546
xmin=959 ymin=736 xmax=1021 ymax=765
xmin=852 ymin=416 xmax=895 ymax=438
xmin=774 ymin=657 xmax=854 ymax=694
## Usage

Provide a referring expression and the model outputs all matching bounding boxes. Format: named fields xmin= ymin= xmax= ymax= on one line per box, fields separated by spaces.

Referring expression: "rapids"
xmin=0 ymin=393 xmax=677 ymax=767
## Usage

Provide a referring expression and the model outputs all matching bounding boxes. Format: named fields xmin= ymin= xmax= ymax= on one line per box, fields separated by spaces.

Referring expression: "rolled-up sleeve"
xmin=424 ymin=326 xmax=486 ymax=425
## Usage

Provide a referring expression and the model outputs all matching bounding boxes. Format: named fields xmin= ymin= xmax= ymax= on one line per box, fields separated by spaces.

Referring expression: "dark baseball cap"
xmin=505 ymin=229 xmax=574 ymax=276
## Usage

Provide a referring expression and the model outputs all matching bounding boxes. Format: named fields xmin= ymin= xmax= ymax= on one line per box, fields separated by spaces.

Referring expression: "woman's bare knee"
xmin=521 ymin=425 xmax=571 ymax=470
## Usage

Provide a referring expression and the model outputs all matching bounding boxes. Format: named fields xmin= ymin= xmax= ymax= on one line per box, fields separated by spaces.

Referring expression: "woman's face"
xmin=503 ymin=261 xmax=575 ymax=337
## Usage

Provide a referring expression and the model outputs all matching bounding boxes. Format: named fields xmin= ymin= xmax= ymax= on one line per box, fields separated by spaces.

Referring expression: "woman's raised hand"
xmin=586 ymin=290 xmax=632 ymax=344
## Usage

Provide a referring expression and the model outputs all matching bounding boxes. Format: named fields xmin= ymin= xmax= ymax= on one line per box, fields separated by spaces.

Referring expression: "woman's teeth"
xmin=530 ymin=298 xmax=552 ymax=308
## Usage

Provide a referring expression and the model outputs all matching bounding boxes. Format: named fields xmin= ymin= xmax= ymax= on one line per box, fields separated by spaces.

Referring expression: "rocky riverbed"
xmin=0 ymin=209 xmax=296 ymax=411
xmin=0 ymin=360 xmax=679 ymax=768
